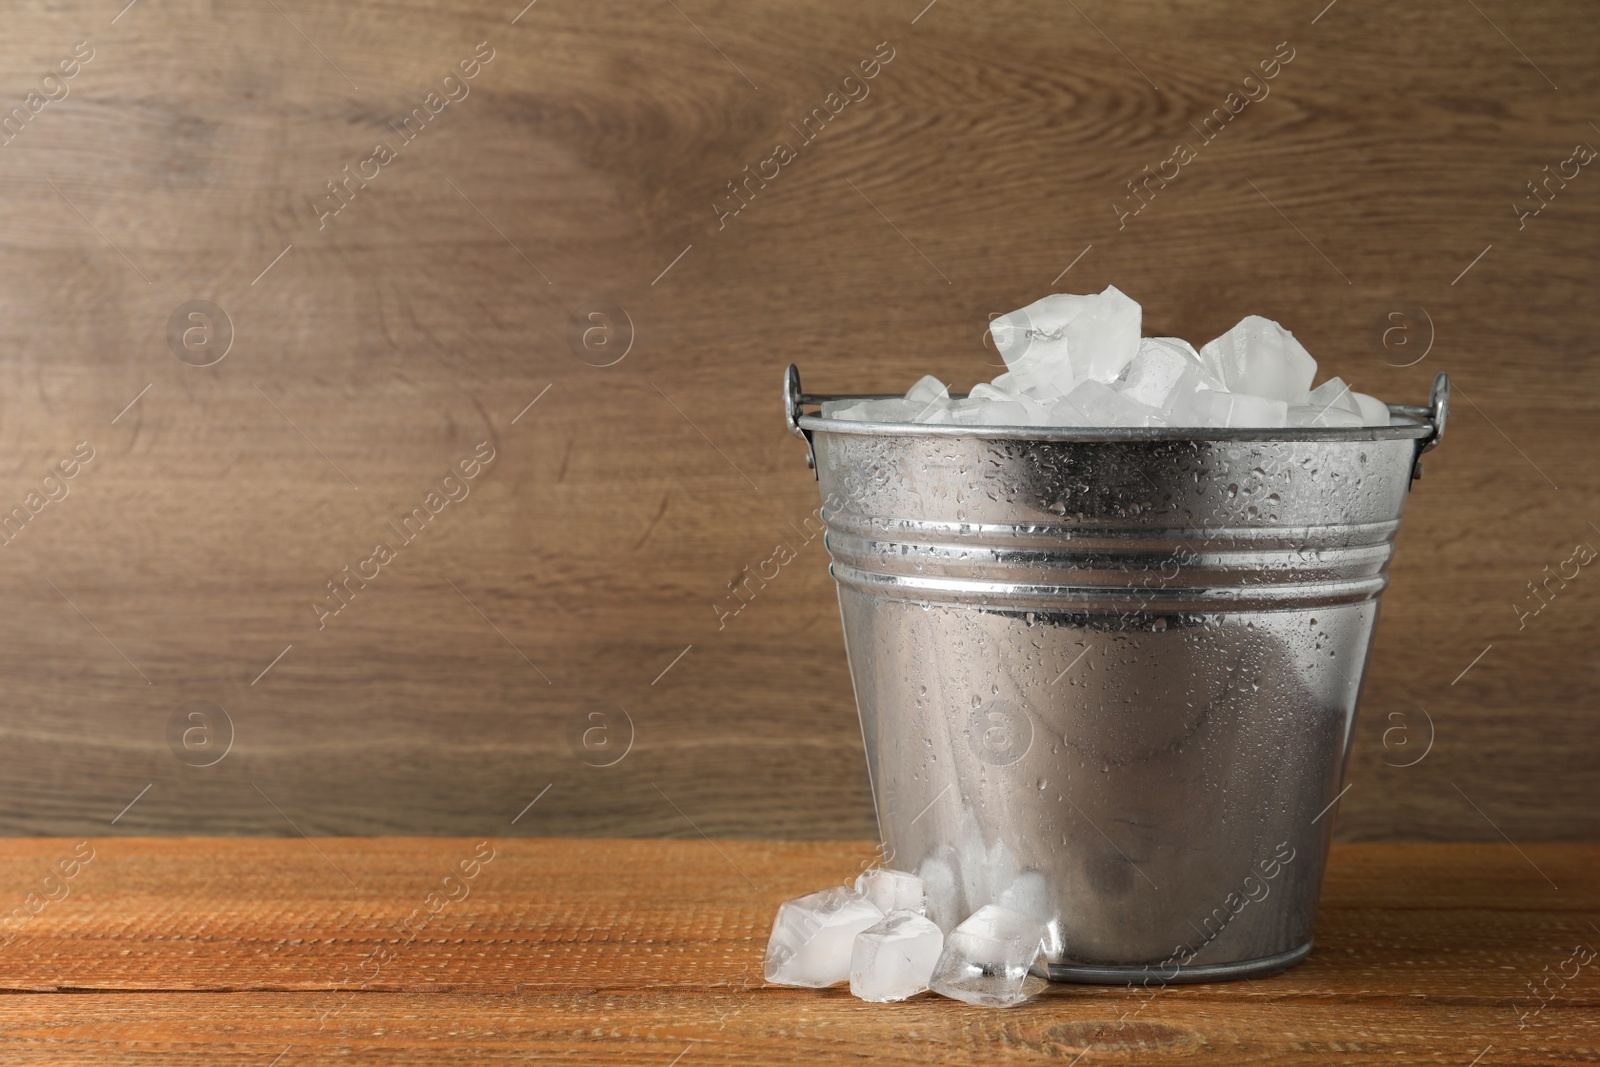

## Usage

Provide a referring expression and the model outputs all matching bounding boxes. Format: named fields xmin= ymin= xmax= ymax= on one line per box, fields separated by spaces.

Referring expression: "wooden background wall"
xmin=0 ymin=0 xmax=1593 ymax=840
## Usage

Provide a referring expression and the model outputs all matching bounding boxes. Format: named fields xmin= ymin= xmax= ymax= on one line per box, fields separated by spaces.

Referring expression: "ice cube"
xmin=1117 ymin=337 xmax=1204 ymax=412
xmin=1052 ymin=380 xmax=1161 ymax=427
xmin=939 ymin=398 xmax=987 ymax=425
xmin=1020 ymin=397 xmax=1059 ymax=426
xmin=1065 ymin=285 xmax=1143 ymax=382
xmin=954 ymin=383 xmax=1055 ymax=424
xmin=905 ymin=375 xmax=948 ymax=405
xmin=1224 ymin=393 xmax=1290 ymax=428
xmin=820 ymin=399 xmax=868 ymax=419
xmin=917 ymin=399 xmax=965 ymax=424
xmin=825 ymin=398 xmax=914 ymax=422
xmin=916 ymin=847 xmax=966 ymax=933
xmin=988 ymin=286 xmax=1141 ymax=391
xmin=971 ymin=400 xmax=1030 ymax=425
xmin=1166 ymin=388 xmax=1226 ymax=427
xmin=997 ymin=870 xmax=1065 ymax=959
xmin=1199 ymin=315 xmax=1317 ymax=404
xmin=950 ymin=813 xmax=1022 ymax=918
xmin=855 ymin=868 xmax=927 ymax=916
xmin=928 ymin=904 xmax=1049 ymax=1007
xmin=989 ymin=303 xmax=1075 ymax=393
xmin=1353 ymin=391 xmax=1390 ymax=426
xmin=1044 ymin=395 xmax=1089 ymax=426
xmin=764 ymin=887 xmax=884 ymax=987
xmin=1168 ymin=389 xmax=1288 ymax=428
xmin=904 ymin=375 xmax=951 ymax=422
xmin=1288 ymin=404 xmax=1362 ymax=427
xmin=1306 ymin=377 xmax=1360 ymax=417
xmin=849 ymin=911 xmax=944 ymax=1002
xmin=967 ymin=382 xmax=1013 ymax=403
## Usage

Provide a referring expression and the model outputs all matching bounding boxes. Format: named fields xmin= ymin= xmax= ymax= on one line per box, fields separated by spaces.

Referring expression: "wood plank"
xmin=0 ymin=0 xmax=1595 ymax=837
xmin=0 ymin=838 xmax=1592 ymax=999
xmin=1 ymin=994 xmax=1593 ymax=1066
xmin=0 ymin=839 xmax=1594 ymax=1064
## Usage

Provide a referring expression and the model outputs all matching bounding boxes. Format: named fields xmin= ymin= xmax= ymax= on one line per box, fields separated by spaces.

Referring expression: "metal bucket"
xmin=784 ymin=365 xmax=1448 ymax=983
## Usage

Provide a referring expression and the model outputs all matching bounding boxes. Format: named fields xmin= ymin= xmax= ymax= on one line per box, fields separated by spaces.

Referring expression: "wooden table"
xmin=2 ymin=839 xmax=1596 ymax=1064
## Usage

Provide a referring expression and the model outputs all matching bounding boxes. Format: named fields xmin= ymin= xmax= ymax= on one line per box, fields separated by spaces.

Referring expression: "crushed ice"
xmin=822 ymin=286 xmax=1391 ymax=429
xmin=765 ymin=866 xmax=1051 ymax=1007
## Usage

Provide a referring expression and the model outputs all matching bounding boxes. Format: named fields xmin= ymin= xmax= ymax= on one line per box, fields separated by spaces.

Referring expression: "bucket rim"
xmin=795 ymin=409 xmax=1432 ymax=443
xmin=785 ymin=365 xmax=1449 ymax=476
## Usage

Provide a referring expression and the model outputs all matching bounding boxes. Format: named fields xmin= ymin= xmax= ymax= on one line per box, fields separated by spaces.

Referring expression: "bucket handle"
xmin=785 ymin=364 xmax=903 ymax=476
xmin=784 ymin=363 xmax=820 ymax=476
xmin=1387 ymin=371 xmax=1450 ymax=482
xmin=786 ymin=364 xmax=1450 ymax=483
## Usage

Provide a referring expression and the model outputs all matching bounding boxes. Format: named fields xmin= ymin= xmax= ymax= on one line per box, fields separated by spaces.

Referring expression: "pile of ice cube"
xmin=823 ymin=286 xmax=1390 ymax=429
xmin=764 ymin=868 xmax=1049 ymax=1007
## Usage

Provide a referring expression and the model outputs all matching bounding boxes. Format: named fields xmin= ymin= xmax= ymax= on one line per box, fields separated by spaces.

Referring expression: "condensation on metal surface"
xmin=791 ymin=368 xmax=1447 ymax=981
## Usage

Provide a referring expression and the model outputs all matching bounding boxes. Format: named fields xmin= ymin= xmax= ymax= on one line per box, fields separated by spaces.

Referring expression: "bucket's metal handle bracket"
xmin=784 ymin=363 xmax=820 ymax=477
xmin=1387 ymin=371 xmax=1449 ymax=482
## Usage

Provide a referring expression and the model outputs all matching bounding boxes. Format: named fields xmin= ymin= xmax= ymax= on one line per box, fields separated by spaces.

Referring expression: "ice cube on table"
xmin=1117 ymin=337 xmax=1204 ymax=412
xmin=1199 ymin=315 xmax=1317 ymax=404
xmin=997 ymin=870 xmax=1064 ymax=959
xmin=916 ymin=846 xmax=966 ymax=933
xmin=1052 ymin=380 xmax=1161 ymax=427
xmin=1353 ymin=391 xmax=1391 ymax=426
xmin=849 ymin=911 xmax=945 ymax=1003
xmin=928 ymin=904 xmax=1049 ymax=1007
xmin=855 ymin=868 xmax=927 ymax=916
xmin=764 ymin=887 xmax=884 ymax=987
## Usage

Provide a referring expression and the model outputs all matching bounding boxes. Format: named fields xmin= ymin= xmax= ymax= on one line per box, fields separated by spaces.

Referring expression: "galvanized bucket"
xmin=784 ymin=365 xmax=1448 ymax=983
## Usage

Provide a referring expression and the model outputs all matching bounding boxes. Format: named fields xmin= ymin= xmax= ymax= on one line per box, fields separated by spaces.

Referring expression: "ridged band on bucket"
xmin=786 ymin=365 xmax=1447 ymax=982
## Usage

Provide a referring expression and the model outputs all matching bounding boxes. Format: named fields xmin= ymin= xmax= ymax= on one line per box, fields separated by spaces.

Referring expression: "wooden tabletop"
xmin=0 ymin=838 xmax=1594 ymax=1065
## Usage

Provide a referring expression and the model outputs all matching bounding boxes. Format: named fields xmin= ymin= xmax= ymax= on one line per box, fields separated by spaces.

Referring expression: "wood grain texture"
xmin=0 ymin=0 xmax=1595 ymax=838
xmin=0 ymin=838 xmax=1596 ymax=1065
